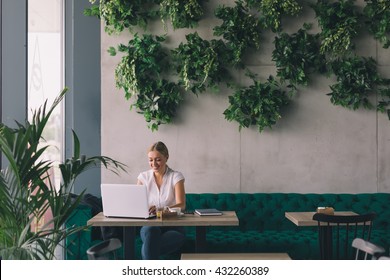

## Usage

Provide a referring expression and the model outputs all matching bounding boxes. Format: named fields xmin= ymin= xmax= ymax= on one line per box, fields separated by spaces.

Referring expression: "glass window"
xmin=28 ymin=0 xmax=64 ymax=188
xmin=28 ymin=0 xmax=64 ymax=259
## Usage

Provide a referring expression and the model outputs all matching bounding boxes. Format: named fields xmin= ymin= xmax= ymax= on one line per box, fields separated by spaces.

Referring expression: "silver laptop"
xmin=101 ymin=184 xmax=155 ymax=219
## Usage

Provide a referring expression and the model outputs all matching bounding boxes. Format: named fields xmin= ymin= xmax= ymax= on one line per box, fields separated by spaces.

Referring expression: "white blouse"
xmin=137 ymin=167 xmax=185 ymax=209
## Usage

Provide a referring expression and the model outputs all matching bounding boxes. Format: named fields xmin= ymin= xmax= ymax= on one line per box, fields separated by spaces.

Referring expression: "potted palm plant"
xmin=0 ymin=88 xmax=126 ymax=259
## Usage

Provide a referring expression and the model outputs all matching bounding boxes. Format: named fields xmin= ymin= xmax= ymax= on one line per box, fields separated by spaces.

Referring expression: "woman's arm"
xmin=170 ymin=179 xmax=186 ymax=210
xmin=137 ymin=179 xmax=158 ymax=214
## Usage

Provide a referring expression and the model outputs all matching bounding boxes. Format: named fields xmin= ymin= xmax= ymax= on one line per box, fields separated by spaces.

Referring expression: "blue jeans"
xmin=140 ymin=226 xmax=186 ymax=260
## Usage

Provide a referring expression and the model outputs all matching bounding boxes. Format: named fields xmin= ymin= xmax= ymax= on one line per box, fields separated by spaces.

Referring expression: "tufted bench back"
xmin=185 ymin=193 xmax=390 ymax=232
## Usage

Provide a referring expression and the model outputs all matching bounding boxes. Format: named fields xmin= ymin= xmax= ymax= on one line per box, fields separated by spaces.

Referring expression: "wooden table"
xmin=87 ymin=211 xmax=239 ymax=259
xmin=285 ymin=211 xmax=358 ymax=259
xmin=181 ymin=253 xmax=291 ymax=260
xmin=285 ymin=211 xmax=357 ymax=226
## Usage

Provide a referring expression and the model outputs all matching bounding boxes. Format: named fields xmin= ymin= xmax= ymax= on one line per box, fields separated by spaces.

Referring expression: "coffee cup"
xmin=169 ymin=207 xmax=182 ymax=216
xmin=156 ymin=207 xmax=164 ymax=219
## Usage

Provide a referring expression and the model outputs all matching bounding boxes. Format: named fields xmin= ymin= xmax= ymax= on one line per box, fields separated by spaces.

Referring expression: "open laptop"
xmin=101 ymin=184 xmax=155 ymax=219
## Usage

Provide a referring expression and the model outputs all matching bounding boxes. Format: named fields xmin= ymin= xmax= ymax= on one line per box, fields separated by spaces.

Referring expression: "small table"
xmin=285 ymin=211 xmax=357 ymax=226
xmin=285 ymin=211 xmax=358 ymax=259
xmin=87 ymin=211 xmax=239 ymax=259
xmin=181 ymin=253 xmax=291 ymax=260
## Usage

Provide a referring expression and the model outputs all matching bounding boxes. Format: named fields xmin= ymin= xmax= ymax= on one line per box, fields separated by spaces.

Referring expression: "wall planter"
xmin=172 ymin=32 xmax=231 ymax=94
xmin=160 ymin=0 xmax=205 ymax=29
xmin=85 ymin=0 xmax=160 ymax=34
xmin=249 ymin=0 xmax=303 ymax=33
xmin=112 ymin=34 xmax=183 ymax=131
xmin=213 ymin=1 xmax=263 ymax=67
xmin=224 ymin=75 xmax=290 ymax=132
xmin=328 ymin=56 xmax=390 ymax=113
xmin=312 ymin=0 xmax=361 ymax=57
xmin=363 ymin=0 xmax=390 ymax=49
xmin=86 ymin=0 xmax=390 ymax=132
xmin=272 ymin=24 xmax=326 ymax=93
xmin=133 ymin=79 xmax=183 ymax=131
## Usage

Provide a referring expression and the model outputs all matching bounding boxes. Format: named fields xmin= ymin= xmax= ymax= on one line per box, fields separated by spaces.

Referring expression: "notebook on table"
xmin=194 ymin=208 xmax=223 ymax=216
xmin=101 ymin=184 xmax=155 ymax=219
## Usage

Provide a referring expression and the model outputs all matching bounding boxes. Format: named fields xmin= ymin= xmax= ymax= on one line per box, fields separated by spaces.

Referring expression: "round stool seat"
xmin=86 ymin=238 xmax=122 ymax=260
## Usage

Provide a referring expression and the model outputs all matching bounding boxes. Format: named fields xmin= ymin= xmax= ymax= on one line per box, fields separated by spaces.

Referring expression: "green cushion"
xmin=185 ymin=193 xmax=390 ymax=259
xmin=186 ymin=193 xmax=390 ymax=231
xmin=67 ymin=192 xmax=390 ymax=260
xmin=65 ymin=205 xmax=92 ymax=260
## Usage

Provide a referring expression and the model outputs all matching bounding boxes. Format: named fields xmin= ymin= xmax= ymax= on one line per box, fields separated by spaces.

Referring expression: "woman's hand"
xmin=149 ymin=205 xmax=156 ymax=215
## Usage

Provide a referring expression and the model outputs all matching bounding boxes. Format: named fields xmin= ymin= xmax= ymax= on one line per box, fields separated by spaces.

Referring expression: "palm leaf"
xmin=0 ymin=88 xmax=126 ymax=259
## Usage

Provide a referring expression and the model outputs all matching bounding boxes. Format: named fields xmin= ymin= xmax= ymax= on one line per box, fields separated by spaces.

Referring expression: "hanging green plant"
xmin=85 ymin=0 xmax=160 ymax=34
xmin=132 ymin=79 xmax=183 ymax=131
xmin=172 ymin=32 xmax=231 ymax=94
xmin=160 ymin=0 xmax=205 ymax=29
xmin=328 ymin=55 xmax=388 ymax=111
xmin=246 ymin=0 xmax=302 ymax=33
xmin=85 ymin=0 xmax=390 ymax=131
xmin=272 ymin=24 xmax=327 ymax=93
xmin=112 ymin=34 xmax=182 ymax=131
xmin=213 ymin=0 xmax=263 ymax=67
xmin=113 ymin=34 xmax=168 ymax=97
xmin=363 ymin=0 xmax=390 ymax=49
xmin=312 ymin=0 xmax=361 ymax=57
xmin=224 ymin=75 xmax=290 ymax=132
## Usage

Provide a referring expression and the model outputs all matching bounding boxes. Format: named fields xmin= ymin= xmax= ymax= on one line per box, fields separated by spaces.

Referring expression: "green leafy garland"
xmin=133 ymin=79 xmax=183 ymax=131
xmin=113 ymin=34 xmax=183 ymax=131
xmin=224 ymin=75 xmax=290 ymax=132
xmin=363 ymin=0 xmax=390 ymax=48
xmin=257 ymin=0 xmax=303 ymax=33
xmin=114 ymin=34 xmax=167 ymax=97
xmin=172 ymin=32 xmax=231 ymax=94
xmin=272 ymin=24 xmax=326 ymax=93
xmin=86 ymin=0 xmax=160 ymax=34
xmin=160 ymin=0 xmax=205 ymax=29
xmin=85 ymin=0 xmax=390 ymax=132
xmin=328 ymin=56 xmax=390 ymax=111
xmin=312 ymin=0 xmax=361 ymax=57
xmin=214 ymin=1 xmax=263 ymax=67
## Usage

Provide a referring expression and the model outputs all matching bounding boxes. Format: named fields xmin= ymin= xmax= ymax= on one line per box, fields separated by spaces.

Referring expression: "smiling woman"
xmin=136 ymin=141 xmax=186 ymax=260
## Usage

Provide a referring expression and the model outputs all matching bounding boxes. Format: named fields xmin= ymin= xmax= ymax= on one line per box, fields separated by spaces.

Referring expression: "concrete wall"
xmin=101 ymin=0 xmax=390 ymax=194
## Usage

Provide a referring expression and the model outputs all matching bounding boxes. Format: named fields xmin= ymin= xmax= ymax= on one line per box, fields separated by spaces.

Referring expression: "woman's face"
xmin=148 ymin=150 xmax=167 ymax=173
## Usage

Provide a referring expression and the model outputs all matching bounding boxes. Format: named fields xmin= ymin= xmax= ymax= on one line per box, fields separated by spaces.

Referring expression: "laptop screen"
xmin=101 ymin=184 xmax=153 ymax=219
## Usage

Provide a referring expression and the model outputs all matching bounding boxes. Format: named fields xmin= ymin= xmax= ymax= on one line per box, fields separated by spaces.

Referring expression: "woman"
xmin=137 ymin=141 xmax=186 ymax=259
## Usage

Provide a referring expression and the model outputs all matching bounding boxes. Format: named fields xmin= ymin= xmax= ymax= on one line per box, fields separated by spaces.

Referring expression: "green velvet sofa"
xmin=182 ymin=193 xmax=390 ymax=259
xmin=66 ymin=192 xmax=390 ymax=260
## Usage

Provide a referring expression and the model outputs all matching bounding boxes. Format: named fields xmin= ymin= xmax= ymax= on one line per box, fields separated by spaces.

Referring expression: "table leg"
xmin=123 ymin=227 xmax=136 ymax=259
xmin=195 ymin=226 xmax=206 ymax=253
xmin=319 ymin=226 xmax=333 ymax=259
